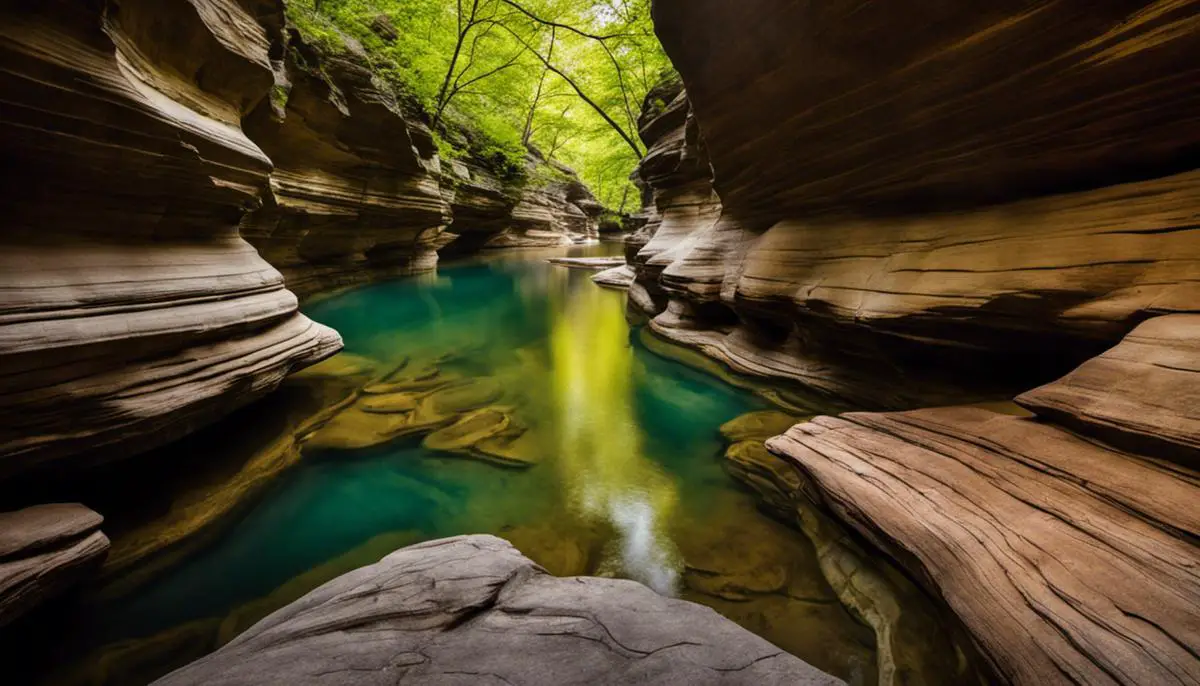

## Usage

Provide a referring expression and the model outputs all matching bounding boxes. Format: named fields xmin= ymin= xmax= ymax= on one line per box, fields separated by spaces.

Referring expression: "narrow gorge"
xmin=0 ymin=1 xmax=1196 ymax=685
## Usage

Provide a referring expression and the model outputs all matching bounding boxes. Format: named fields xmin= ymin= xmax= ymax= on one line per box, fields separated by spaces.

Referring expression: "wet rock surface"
xmin=153 ymin=535 xmax=844 ymax=686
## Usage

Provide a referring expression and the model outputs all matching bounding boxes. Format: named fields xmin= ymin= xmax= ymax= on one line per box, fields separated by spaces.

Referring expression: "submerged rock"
xmin=472 ymin=428 xmax=544 ymax=468
xmin=153 ymin=535 xmax=843 ymax=685
xmin=410 ymin=379 xmax=505 ymax=426
xmin=302 ymin=406 xmax=418 ymax=451
xmin=422 ymin=409 xmax=511 ymax=452
xmin=358 ymin=392 xmax=421 ymax=414
xmin=720 ymin=411 xmax=805 ymax=443
xmin=0 ymin=504 xmax=109 ymax=627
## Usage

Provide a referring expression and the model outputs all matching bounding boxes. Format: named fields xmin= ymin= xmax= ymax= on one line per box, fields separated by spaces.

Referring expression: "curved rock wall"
xmin=633 ymin=0 xmax=1200 ymax=407
xmin=241 ymin=29 xmax=453 ymax=299
xmin=440 ymin=153 xmax=602 ymax=254
xmin=0 ymin=0 xmax=611 ymax=479
xmin=0 ymin=0 xmax=342 ymax=478
xmin=240 ymin=25 xmax=602 ymax=294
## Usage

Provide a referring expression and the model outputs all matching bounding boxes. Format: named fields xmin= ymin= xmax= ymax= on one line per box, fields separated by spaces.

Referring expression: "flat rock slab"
xmin=769 ymin=407 xmax=1200 ymax=686
xmin=1017 ymin=313 xmax=1200 ymax=468
xmin=0 ymin=503 xmax=109 ymax=627
xmin=593 ymin=264 xmax=636 ymax=290
xmin=548 ymin=256 xmax=626 ymax=270
xmin=154 ymin=535 xmax=843 ymax=686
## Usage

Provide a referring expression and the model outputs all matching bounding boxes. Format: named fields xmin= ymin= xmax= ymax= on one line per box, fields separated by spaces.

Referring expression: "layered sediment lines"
xmin=628 ymin=3 xmax=1200 ymax=684
xmin=154 ymin=535 xmax=843 ymax=686
xmin=241 ymin=31 xmax=452 ymax=299
xmin=0 ymin=0 xmax=341 ymax=477
xmin=628 ymin=1 xmax=1200 ymax=406
xmin=441 ymin=153 xmax=602 ymax=254
xmin=768 ymin=318 xmax=1200 ymax=684
xmin=0 ymin=504 xmax=109 ymax=628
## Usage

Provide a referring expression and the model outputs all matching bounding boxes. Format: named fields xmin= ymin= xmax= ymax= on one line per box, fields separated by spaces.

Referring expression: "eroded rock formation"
xmin=765 ymin=318 xmax=1200 ymax=684
xmin=241 ymin=29 xmax=453 ymax=299
xmin=627 ymin=1 xmax=1200 ymax=408
xmin=440 ymin=152 xmax=602 ymax=254
xmin=0 ymin=0 xmax=342 ymax=478
xmin=153 ymin=535 xmax=843 ymax=686
xmin=623 ymin=4 xmax=1200 ymax=684
xmin=0 ymin=504 xmax=109 ymax=628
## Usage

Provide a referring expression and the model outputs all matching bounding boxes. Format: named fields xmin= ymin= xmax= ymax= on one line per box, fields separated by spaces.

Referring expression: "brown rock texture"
xmin=241 ymin=29 xmax=453 ymax=299
xmin=764 ymin=316 xmax=1200 ymax=685
xmin=0 ymin=503 xmax=109 ymax=628
xmin=153 ymin=535 xmax=844 ymax=686
xmin=0 ymin=0 xmax=342 ymax=478
xmin=628 ymin=1 xmax=1200 ymax=407
xmin=440 ymin=152 xmax=603 ymax=254
xmin=1017 ymin=313 xmax=1200 ymax=468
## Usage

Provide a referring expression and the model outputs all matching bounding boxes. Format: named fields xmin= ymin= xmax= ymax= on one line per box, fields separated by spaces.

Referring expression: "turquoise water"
xmin=31 ymin=250 xmax=878 ymax=685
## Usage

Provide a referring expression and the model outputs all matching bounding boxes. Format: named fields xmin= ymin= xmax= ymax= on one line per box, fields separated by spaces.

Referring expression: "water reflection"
xmin=21 ymin=248 xmax=881 ymax=686
xmin=549 ymin=276 xmax=681 ymax=594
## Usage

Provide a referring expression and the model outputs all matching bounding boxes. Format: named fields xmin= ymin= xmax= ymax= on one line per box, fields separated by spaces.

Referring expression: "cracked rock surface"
xmin=154 ymin=535 xmax=842 ymax=686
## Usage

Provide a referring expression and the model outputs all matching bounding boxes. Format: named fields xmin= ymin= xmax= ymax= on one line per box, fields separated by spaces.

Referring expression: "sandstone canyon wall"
xmin=240 ymin=27 xmax=453 ymax=299
xmin=623 ymin=2 xmax=1200 ymax=684
xmin=627 ymin=0 xmax=1200 ymax=408
xmin=0 ymin=0 xmax=606 ymax=482
xmin=240 ymin=25 xmax=604 ymax=299
xmin=0 ymin=0 xmax=343 ymax=479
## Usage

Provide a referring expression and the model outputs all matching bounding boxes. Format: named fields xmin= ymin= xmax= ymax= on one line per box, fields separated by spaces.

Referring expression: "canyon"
xmin=1 ymin=0 xmax=1198 ymax=685
xmin=600 ymin=1 xmax=1198 ymax=684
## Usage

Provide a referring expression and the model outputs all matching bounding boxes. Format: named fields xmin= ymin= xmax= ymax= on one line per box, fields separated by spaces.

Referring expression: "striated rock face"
xmin=765 ymin=317 xmax=1200 ymax=686
xmin=631 ymin=1 xmax=1200 ymax=407
xmin=154 ymin=535 xmax=843 ymax=686
xmin=241 ymin=29 xmax=453 ymax=300
xmin=0 ymin=504 xmax=109 ymax=628
xmin=441 ymin=153 xmax=602 ymax=253
xmin=1017 ymin=313 xmax=1200 ymax=469
xmin=0 ymin=0 xmax=342 ymax=478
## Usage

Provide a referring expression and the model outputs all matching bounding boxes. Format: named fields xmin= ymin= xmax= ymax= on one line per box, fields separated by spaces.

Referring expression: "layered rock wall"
xmin=632 ymin=0 xmax=1200 ymax=407
xmin=241 ymin=29 xmax=452 ymax=299
xmin=626 ymin=3 xmax=1200 ymax=682
xmin=767 ymin=316 xmax=1200 ymax=685
xmin=440 ymin=153 xmax=602 ymax=254
xmin=0 ymin=0 xmax=342 ymax=478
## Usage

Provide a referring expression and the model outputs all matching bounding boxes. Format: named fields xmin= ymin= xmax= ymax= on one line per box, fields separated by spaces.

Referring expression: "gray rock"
xmin=0 ymin=503 xmax=109 ymax=627
xmin=155 ymin=535 xmax=842 ymax=685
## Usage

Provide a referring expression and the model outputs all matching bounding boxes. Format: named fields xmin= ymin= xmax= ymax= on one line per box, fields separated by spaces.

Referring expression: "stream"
xmin=16 ymin=247 xmax=879 ymax=685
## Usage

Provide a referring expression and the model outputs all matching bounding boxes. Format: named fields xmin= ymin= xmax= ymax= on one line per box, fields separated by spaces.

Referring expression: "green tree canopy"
xmin=290 ymin=0 xmax=674 ymax=210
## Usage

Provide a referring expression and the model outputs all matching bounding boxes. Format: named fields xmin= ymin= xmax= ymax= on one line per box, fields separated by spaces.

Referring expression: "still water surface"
xmin=30 ymin=248 xmax=878 ymax=685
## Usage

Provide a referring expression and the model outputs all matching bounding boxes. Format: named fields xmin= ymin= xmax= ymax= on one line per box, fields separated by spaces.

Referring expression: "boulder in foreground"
xmin=154 ymin=535 xmax=842 ymax=685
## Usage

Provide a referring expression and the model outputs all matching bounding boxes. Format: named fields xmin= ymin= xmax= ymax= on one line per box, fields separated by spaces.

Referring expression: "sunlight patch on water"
xmin=549 ymin=277 xmax=681 ymax=595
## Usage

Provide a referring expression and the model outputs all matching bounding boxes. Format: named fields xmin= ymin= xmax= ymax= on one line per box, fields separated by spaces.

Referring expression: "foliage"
xmin=288 ymin=0 xmax=674 ymax=209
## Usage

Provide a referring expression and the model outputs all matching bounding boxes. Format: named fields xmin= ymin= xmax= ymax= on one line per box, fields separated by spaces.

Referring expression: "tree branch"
xmin=498 ymin=23 xmax=643 ymax=157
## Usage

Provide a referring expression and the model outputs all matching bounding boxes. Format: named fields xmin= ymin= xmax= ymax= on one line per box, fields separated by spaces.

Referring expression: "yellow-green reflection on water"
xmin=21 ymin=248 xmax=881 ymax=686
xmin=549 ymin=275 xmax=682 ymax=594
